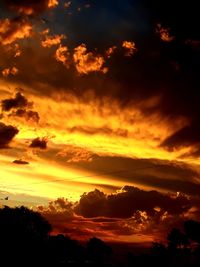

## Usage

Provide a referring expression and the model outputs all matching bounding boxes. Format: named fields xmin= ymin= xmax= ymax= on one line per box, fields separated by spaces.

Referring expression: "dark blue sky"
xmin=45 ymin=0 xmax=149 ymax=47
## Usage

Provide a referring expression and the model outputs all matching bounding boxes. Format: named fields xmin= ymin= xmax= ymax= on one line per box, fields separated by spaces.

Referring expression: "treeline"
xmin=0 ymin=206 xmax=200 ymax=267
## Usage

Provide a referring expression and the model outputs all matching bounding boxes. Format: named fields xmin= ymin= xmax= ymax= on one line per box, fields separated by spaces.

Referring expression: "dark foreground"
xmin=0 ymin=206 xmax=200 ymax=266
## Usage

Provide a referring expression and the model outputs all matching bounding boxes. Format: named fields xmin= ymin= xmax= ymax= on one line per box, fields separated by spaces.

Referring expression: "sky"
xmin=0 ymin=0 xmax=200 ymax=244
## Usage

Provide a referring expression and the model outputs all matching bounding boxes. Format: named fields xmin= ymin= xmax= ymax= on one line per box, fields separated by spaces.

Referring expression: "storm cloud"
xmin=0 ymin=122 xmax=19 ymax=148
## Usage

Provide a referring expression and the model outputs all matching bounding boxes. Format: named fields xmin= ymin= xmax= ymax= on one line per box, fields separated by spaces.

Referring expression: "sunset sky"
xmin=0 ymin=0 xmax=200 ymax=244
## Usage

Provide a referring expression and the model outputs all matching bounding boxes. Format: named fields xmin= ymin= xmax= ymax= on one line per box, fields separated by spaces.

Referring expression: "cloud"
xmin=57 ymin=145 xmax=94 ymax=163
xmin=1 ymin=92 xmax=31 ymax=111
xmin=3 ymin=43 xmax=22 ymax=58
xmin=74 ymin=186 xmax=190 ymax=218
xmin=156 ymin=24 xmax=175 ymax=42
xmin=37 ymin=186 xmax=200 ymax=242
xmin=11 ymin=109 xmax=40 ymax=123
xmin=2 ymin=67 xmax=18 ymax=77
xmin=47 ymin=0 xmax=58 ymax=9
xmin=4 ymin=0 xmax=58 ymax=16
xmin=64 ymin=1 xmax=71 ymax=9
xmin=1 ymin=92 xmax=40 ymax=123
xmin=55 ymin=45 xmax=70 ymax=68
xmin=38 ymin=197 xmax=73 ymax=214
xmin=0 ymin=18 xmax=32 ymax=45
xmin=41 ymin=34 xmax=65 ymax=48
xmin=29 ymin=137 xmax=48 ymax=149
xmin=13 ymin=159 xmax=29 ymax=165
xmin=73 ymin=44 xmax=108 ymax=75
xmin=37 ymin=197 xmax=75 ymax=234
xmin=161 ymin=122 xmax=200 ymax=151
xmin=0 ymin=122 xmax=19 ymax=148
xmin=105 ymin=46 xmax=117 ymax=58
xmin=65 ymin=153 xmax=200 ymax=197
xmin=67 ymin=126 xmax=128 ymax=137
xmin=122 ymin=41 xmax=137 ymax=56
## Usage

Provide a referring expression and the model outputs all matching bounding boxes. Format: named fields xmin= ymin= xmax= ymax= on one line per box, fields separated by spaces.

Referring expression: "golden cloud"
xmin=0 ymin=89 xmax=190 ymax=162
xmin=57 ymin=145 xmax=94 ymax=163
xmin=55 ymin=45 xmax=70 ymax=68
xmin=73 ymin=44 xmax=108 ymax=74
xmin=2 ymin=67 xmax=18 ymax=77
xmin=41 ymin=34 xmax=65 ymax=48
xmin=47 ymin=0 xmax=59 ymax=8
xmin=122 ymin=41 xmax=137 ymax=57
xmin=0 ymin=18 xmax=32 ymax=45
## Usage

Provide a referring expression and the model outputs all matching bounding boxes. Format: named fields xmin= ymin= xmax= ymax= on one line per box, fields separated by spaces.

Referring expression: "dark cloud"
xmin=1 ymin=92 xmax=31 ymax=111
xmin=66 ymin=155 xmax=200 ymax=196
xmin=75 ymin=186 xmax=190 ymax=218
xmin=161 ymin=122 xmax=200 ymax=150
xmin=29 ymin=137 xmax=48 ymax=149
xmin=0 ymin=122 xmax=19 ymax=148
xmin=37 ymin=186 xmax=200 ymax=241
xmin=3 ymin=0 xmax=57 ymax=16
xmin=1 ymin=92 xmax=40 ymax=123
xmin=13 ymin=159 xmax=29 ymax=164
xmin=11 ymin=109 xmax=40 ymax=123
xmin=68 ymin=126 xmax=128 ymax=137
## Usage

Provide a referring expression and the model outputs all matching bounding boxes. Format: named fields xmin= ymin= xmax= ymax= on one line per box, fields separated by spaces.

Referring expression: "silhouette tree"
xmin=87 ymin=237 xmax=112 ymax=265
xmin=184 ymin=220 xmax=200 ymax=244
xmin=0 ymin=206 xmax=51 ymax=265
xmin=184 ymin=220 xmax=200 ymax=266
xmin=151 ymin=242 xmax=167 ymax=255
xmin=167 ymin=228 xmax=189 ymax=249
xmin=47 ymin=234 xmax=84 ymax=265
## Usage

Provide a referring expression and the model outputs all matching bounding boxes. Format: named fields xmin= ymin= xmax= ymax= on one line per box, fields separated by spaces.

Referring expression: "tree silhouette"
xmin=184 ymin=220 xmax=200 ymax=244
xmin=47 ymin=234 xmax=84 ymax=265
xmin=167 ymin=228 xmax=189 ymax=249
xmin=1 ymin=205 xmax=200 ymax=267
xmin=87 ymin=237 xmax=112 ymax=265
xmin=0 ymin=206 xmax=51 ymax=265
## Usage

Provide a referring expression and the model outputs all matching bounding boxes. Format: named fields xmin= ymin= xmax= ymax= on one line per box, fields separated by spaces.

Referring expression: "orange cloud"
xmin=5 ymin=0 xmax=58 ymax=15
xmin=156 ymin=24 xmax=175 ymax=42
xmin=105 ymin=46 xmax=117 ymax=58
xmin=36 ymin=186 xmax=200 ymax=242
xmin=122 ymin=41 xmax=137 ymax=56
xmin=55 ymin=45 xmax=70 ymax=68
xmin=0 ymin=18 xmax=32 ymax=45
xmin=41 ymin=34 xmax=65 ymax=48
xmin=73 ymin=44 xmax=108 ymax=74
xmin=48 ymin=0 xmax=59 ymax=8
xmin=2 ymin=67 xmax=18 ymax=77
xmin=4 ymin=43 xmax=22 ymax=58
xmin=57 ymin=145 xmax=94 ymax=163
xmin=13 ymin=44 xmax=21 ymax=57
xmin=2 ymin=90 xmax=189 ymax=163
